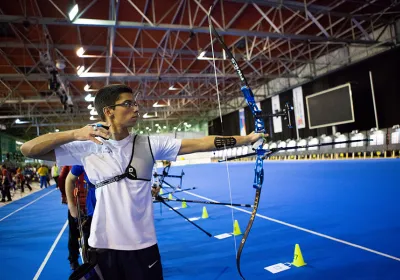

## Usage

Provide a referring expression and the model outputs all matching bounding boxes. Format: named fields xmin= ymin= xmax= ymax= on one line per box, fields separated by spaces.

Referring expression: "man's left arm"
xmin=178 ymin=132 xmax=267 ymax=155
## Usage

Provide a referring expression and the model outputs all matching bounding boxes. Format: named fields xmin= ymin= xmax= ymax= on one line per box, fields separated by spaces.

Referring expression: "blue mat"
xmin=155 ymin=160 xmax=400 ymax=280
xmin=0 ymin=160 xmax=399 ymax=279
xmin=0 ymin=186 xmax=69 ymax=279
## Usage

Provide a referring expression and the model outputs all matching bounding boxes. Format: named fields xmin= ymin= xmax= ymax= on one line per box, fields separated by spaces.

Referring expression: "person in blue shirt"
xmin=65 ymin=165 xmax=97 ymax=270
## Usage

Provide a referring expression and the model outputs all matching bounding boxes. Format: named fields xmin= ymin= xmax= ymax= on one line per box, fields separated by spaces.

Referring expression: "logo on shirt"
xmin=102 ymin=146 xmax=112 ymax=153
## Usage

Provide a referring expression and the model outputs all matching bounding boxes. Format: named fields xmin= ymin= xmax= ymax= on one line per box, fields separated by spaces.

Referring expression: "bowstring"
xmin=207 ymin=7 xmax=238 ymax=257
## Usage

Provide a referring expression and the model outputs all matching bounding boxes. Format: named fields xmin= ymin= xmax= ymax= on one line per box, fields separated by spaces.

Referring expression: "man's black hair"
xmin=94 ymin=84 xmax=133 ymax=121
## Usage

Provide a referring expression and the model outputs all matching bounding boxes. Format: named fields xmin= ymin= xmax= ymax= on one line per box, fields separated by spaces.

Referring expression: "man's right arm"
xmin=20 ymin=122 xmax=111 ymax=161
xmin=21 ymin=130 xmax=76 ymax=161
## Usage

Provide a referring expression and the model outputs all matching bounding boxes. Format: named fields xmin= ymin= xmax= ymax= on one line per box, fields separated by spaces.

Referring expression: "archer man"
xmin=21 ymin=84 xmax=266 ymax=280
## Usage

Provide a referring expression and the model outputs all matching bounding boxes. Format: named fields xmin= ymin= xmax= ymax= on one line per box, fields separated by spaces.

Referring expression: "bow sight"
xmin=256 ymin=102 xmax=294 ymax=141
xmin=259 ymin=102 xmax=293 ymax=125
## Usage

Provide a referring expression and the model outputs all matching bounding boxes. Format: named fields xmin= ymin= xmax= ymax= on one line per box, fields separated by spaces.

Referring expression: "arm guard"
xmin=214 ymin=137 xmax=237 ymax=150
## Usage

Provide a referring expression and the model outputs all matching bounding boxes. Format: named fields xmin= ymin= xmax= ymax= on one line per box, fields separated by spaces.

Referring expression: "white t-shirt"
xmin=55 ymin=133 xmax=182 ymax=250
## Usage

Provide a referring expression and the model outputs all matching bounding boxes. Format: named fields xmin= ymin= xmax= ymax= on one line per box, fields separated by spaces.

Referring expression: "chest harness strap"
xmin=94 ymin=135 xmax=151 ymax=189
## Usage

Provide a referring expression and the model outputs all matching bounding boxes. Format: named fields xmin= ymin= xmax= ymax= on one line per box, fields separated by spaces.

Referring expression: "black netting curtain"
xmin=210 ymin=46 xmax=400 ymax=138
xmin=208 ymin=111 xmax=240 ymax=136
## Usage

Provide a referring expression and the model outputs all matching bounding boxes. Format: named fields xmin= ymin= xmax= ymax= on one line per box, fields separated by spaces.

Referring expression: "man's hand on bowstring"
xmin=73 ymin=122 xmax=111 ymax=145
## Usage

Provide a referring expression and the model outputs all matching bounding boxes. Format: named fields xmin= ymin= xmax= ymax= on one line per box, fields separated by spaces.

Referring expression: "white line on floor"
xmin=33 ymin=220 xmax=69 ymax=280
xmin=184 ymin=191 xmax=400 ymax=262
xmin=0 ymin=189 xmax=58 ymax=222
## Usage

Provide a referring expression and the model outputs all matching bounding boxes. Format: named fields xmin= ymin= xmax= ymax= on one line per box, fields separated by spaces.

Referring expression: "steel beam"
xmin=0 ymin=72 xmax=296 ymax=82
xmin=306 ymin=10 xmax=330 ymax=37
xmin=253 ymin=3 xmax=281 ymax=33
xmin=225 ymin=0 xmax=381 ymax=20
xmin=106 ymin=0 xmax=120 ymax=85
xmin=1 ymin=92 xmax=252 ymax=104
xmin=0 ymin=105 xmax=229 ymax=119
xmin=7 ymin=119 xmax=181 ymax=127
xmin=0 ymin=15 xmax=389 ymax=45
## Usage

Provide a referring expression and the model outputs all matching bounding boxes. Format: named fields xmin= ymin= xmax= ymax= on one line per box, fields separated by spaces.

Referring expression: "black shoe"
xmin=70 ymin=261 xmax=80 ymax=271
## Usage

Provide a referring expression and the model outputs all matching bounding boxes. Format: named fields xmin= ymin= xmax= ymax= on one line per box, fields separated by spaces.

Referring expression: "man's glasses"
xmin=107 ymin=100 xmax=138 ymax=109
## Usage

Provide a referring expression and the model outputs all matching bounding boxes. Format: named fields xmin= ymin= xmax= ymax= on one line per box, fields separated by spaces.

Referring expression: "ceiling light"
xmin=15 ymin=119 xmax=30 ymax=124
xmin=90 ymin=109 xmax=98 ymax=116
xmin=16 ymin=141 xmax=24 ymax=145
xmin=197 ymin=49 xmax=226 ymax=60
xmin=77 ymin=65 xmax=85 ymax=76
xmin=140 ymin=131 xmax=143 ymax=134
xmin=90 ymin=116 xmax=98 ymax=121
xmin=153 ymin=100 xmax=169 ymax=107
xmin=79 ymin=72 xmax=109 ymax=78
xmin=87 ymin=104 xmax=94 ymax=110
xmin=168 ymin=85 xmax=179 ymax=90
xmin=76 ymin=47 xmax=85 ymax=57
xmin=85 ymin=94 xmax=95 ymax=102
xmin=55 ymin=129 xmax=60 ymax=132
xmin=142 ymin=112 xmax=157 ymax=119
xmin=68 ymin=4 xmax=79 ymax=21
xmin=163 ymin=126 xmax=167 ymax=129
xmin=197 ymin=51 xmax=206 ymax=60
xmin=84 ymin=84 xmax=98 ymax=92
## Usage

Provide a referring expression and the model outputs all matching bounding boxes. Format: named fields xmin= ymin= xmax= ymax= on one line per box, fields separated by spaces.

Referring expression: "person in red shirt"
xmin=14 ymin=169 xmax=32 ymax=192
xmin=1 ymin=165 xmax=12 ymax=202
xmin=58 ymin=166 xmax=71 ymax=205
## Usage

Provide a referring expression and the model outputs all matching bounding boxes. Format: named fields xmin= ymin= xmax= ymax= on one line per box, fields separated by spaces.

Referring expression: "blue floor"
xmin=0 ymin=159 xmax=399 ymax=279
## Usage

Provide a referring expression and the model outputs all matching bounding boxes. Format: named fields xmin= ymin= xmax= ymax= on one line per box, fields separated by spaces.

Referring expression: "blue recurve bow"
xmin=208 ymin=13 xmax=267 ymax=280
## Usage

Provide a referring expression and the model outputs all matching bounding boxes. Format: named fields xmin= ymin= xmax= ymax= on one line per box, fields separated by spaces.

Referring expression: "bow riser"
xmin=253 ymin=159 xmax=264 ymax=189
xmin=240 ymin=86 xmax=266 ymax=190
xmin=240 ymin=87 xmax=266 ymax=135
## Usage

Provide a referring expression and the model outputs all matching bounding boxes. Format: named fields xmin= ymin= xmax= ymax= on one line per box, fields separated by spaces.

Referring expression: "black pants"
xmin=68 ymin=210 xmax=80 ymax=263
xmin=68 ymin=210 xmax=92 ymax=263
xmin=96 ymin=244 xmax=163 ymax=280
xmin=20 ymin=180 xmax=32 ymax=192
xmin=1 ymin=185 xmax=11 ymax=202
xmin=53 ymin=176 xmax=59 ymax=188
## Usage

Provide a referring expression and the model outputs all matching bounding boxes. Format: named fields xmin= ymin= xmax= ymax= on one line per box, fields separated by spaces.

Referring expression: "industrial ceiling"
xmin=0 ymin=0 xmax=399 ymax=138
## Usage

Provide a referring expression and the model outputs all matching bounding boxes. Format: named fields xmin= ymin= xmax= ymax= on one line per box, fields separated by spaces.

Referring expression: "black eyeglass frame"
xmin=106 ymin=100 xmax=139 ymax=109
